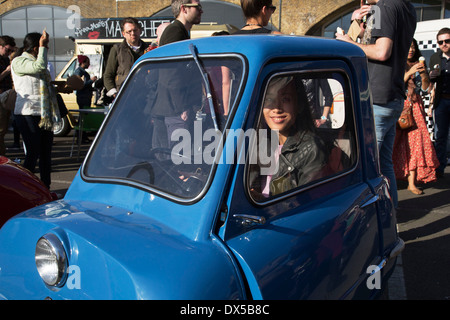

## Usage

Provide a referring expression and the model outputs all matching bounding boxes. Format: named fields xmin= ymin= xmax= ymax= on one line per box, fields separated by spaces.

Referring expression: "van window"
xmin=247 ymin=71 xmax=356 ymax=201
xmin=61 ymin=59 xmax=77 ymax=79
xmin=60 ymin=54 xmax=102 ymax=79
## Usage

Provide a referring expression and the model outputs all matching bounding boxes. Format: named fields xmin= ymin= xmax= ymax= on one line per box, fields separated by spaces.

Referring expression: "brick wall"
xmin=0 ymin=0 xmax=357 ymax=35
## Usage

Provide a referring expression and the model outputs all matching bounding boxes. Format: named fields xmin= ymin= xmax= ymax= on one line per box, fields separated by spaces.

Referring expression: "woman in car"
xmin=250 ymin=75 xmax=327 ymax=198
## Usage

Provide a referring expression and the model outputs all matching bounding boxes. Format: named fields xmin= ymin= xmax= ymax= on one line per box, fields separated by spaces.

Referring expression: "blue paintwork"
xmin=0 ymin=35 xmax=400 ymax=300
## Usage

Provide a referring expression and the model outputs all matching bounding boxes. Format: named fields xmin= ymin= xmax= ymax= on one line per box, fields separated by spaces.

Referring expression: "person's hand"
xmin=408 ymin=63 xmax=424 ymax=76
xmin=39 ymin=29 xmax=49 ymax=48
xmin=314 ymin=118 xmax=327 ymax=127
xmin=415 ymin=62 xmax=427 ymax=74
xmin=353 ymin=5 xmax=372 ymax=21
xmin=181 ymin=110 xmax=188 ymax=121
xmin=429 ymin=68 xmax=440 ymax=81
xmin=335 ymin=32 xmax=352 ymax=43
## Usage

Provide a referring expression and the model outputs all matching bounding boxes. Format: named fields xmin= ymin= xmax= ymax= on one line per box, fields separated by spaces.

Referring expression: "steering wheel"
xmin=126 ymin=162 xmax=155 ymax=184
xmin=126 ymin=148 xmax=202 ymax=196
xmin=127 ymin=162 xmax=155 ymax=184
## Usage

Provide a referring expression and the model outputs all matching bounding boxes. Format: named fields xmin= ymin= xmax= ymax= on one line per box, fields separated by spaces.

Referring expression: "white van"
xmin=54 ymin=39 xmax=130 ymax=136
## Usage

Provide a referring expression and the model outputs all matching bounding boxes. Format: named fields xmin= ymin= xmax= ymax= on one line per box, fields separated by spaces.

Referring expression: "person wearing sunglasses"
xmin=159 ymin=0 xmax=203 ymax=46
xmin=233 ymin=0 xmax=281 ymax=34
xmin=429 ymin=27 xmax=450 ymax=178
xmin=153 ymin=0 xmax=204 ymax=151
xmin=0 ymin=35 xmax=16 ymax=156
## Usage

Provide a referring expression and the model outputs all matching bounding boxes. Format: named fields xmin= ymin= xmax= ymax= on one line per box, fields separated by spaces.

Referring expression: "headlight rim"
xmin=35 ymin=233 xmax=68 ymax=287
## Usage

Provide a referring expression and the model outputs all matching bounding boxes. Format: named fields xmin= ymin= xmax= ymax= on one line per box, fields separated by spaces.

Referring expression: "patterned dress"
xmin=393 ymin=62 xmax=439 ymax=183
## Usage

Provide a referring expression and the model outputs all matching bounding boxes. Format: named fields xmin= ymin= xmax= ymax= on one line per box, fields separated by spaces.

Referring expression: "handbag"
xmin=398 ymin=99 xmax=415 ymax=130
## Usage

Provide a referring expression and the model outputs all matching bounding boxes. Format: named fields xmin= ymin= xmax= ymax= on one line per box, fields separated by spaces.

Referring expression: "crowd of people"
xmin=337 ymin=0 xmax=449 ymax=202
xmin=0 ymin=0 xmax=448 ymax=201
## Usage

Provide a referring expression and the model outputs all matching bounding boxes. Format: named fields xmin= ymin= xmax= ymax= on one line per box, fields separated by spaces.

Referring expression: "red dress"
xmin=393 ymin=65 xmax=439 ymax=183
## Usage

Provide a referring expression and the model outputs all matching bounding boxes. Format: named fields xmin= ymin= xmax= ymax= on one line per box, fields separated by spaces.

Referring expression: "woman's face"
xmin=408 ymin=42 xmax=416 ymax=60
xmin=263 ymin=79 xmax=297 ymax=144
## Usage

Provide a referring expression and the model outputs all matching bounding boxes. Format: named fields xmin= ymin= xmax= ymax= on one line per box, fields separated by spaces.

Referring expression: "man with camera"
xmin=429 ymin=27 xmax=450 ymax=178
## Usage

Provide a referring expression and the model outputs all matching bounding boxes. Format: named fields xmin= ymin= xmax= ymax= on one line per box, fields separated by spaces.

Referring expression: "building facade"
xmin=0 ymin=0 xmax=360 ymax=36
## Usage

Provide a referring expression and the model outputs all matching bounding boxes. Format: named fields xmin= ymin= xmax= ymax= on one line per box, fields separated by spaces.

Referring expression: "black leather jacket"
xmin=250 ymin=130 xmax=327 ymax=198
xmin=430 ymin=50 xmax=449 ymax=108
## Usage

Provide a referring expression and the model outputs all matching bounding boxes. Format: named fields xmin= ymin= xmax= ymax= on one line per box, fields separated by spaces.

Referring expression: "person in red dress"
xmin=393 ymin=39 xmax=440 ymax=195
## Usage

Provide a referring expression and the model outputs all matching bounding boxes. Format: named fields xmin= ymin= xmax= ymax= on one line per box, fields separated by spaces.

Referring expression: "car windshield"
xmin=84 ymin=54 xmax=245 ymax=200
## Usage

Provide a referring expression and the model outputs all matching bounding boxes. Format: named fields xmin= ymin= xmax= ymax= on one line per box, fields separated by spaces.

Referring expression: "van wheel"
xmin=53 ymin=116 xmax=71 ymax=137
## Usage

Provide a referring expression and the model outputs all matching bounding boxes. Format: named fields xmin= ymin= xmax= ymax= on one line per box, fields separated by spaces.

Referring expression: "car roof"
xmin=137 ymin=34 xmax=366 ymax=64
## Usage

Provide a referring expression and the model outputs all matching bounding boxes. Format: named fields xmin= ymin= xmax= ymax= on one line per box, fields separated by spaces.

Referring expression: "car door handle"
xmin=360 ymin=194 xmax=379 ymax=209
xmin=233 ymin=214 xmax=266 ymax=226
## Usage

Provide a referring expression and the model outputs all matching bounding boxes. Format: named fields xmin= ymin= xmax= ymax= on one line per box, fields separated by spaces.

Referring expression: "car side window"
xmin=247 ymin=71 xmax=356 ymax=201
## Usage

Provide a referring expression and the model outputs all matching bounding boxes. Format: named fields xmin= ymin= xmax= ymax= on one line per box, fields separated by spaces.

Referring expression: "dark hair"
xmin=409 ymin=38 xmax=422 ymax=62
xmin=120 ymin=17 xmax=141 ymax=31
xmin=0 ymin=35 xmax=16 ymax=47
xmin=261 ymin=75 xmax=315 ymax=134
xmin=171 ymin=0 xmax=192 ymax=18
xmin=211 ymin=31 xmax=230 ymax=36
xmin=437 ymin=27 xmax=450 ymax=39
xmin=22 ymin=32 xmax=41 ymax=54
xmin=240 ymin=0 xmax=273 ymax=19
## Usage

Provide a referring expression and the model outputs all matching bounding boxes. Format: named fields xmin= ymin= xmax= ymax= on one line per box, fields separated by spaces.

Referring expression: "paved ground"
xmin=393 ymin=164 xmax=450 ymax=300
xmin=4 ymin=131 xmax=88 ymax=197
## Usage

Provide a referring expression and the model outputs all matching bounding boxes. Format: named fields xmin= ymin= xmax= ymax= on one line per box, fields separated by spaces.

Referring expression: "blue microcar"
xmin=0 ymin=35 xmax=403 ymax=300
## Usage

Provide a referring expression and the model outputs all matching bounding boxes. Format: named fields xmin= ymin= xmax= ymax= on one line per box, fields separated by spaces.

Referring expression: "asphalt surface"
xmin=4 ymin=131 xmax=87 ymax=197
xmin=3 ymin=130 xmax=450 ymax=300
xmin=393 ymin=164 xmax=450 ymax=300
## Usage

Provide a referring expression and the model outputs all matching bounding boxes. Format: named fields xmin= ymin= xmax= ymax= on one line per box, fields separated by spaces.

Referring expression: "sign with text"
xmin=74 ymin=17 xmax=174 ymax=40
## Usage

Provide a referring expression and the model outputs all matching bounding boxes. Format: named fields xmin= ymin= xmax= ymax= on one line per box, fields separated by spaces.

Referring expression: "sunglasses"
xmin=437 ymin=39 xmax=450 ymax=45
xmin=183 ymin=3 xmax=203 ymax=10
xmin=268 ymin=5 xmax=277 ymax=13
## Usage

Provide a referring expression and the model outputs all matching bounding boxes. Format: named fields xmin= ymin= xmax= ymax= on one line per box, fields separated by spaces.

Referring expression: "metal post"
xmin=279 ymin=0 xmax=282 ymax=31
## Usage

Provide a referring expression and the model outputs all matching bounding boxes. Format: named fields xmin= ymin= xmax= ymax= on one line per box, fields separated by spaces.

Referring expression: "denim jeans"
xmin=373 ymin=99 xmax=404 ymax=208
xmin=433 ymin=97 xmax=450 ymax=174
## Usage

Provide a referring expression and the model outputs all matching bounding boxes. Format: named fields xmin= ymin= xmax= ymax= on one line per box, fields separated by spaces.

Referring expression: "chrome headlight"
xmin=35 ymin=233 xmax=67 ymax=287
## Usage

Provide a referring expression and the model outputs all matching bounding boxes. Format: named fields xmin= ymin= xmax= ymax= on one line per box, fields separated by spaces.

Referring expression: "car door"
xmin=217 ymin=60 xmax=383 ymax=299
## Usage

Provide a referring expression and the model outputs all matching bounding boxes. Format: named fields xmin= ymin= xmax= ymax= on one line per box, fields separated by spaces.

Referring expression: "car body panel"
xmin=0 ymin=35 xmax=401 ymax=300
xmin=0 ymin=156 xmax=55 ymax=227
xmin=0 ymin=200 xmax=245 ymax=299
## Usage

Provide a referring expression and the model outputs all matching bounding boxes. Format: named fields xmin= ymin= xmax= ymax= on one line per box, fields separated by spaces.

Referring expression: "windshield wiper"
xmin=189 ymin=43 xmax=219 ymax=131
